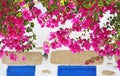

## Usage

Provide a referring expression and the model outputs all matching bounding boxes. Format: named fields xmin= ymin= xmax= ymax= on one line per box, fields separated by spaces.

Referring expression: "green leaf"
xmin=33 ymin=34 xmax=36 ymax=40
xmin=27 ymin=48 xmax=30 ymax=51
xmin=105 ymin=0 xmax=113 ymax=5
xmin=29 ymin=36 xmax=33 ymax=39
xmin=98 ymin=0 xmax=104 ymax=7
xmin=73 ymin=9 xmax=78 ymax=14
xmin=16 ymin=5 xmax=21 ymax=10
xmin=50 ymin=4 xmax=58 ymax=10
xmin=28 ymin=41 xmax=32 ymax=44
xmin=32 ymin=44 xmax=35 ymax=48
xmin=26 ymin=27 xmax=33 ymax=32
xmin=6 ymin=0 xmax=12 ymax=5
xmin=30 ymin=46 xmax=32 ymax=50
xmin=7 ymin=11 xmax=15 ymax=15
xmin=29 ymin=2 xmax=35 ymax=10
xmin=0 ymin=25 xmax=2 ymax=32
xmin=40 ymin=0 xmax=45 ymax=3
xmin=79 ymin=18 xmax=83 ymax=21
xmin=110 ymin=17 xmax=116 ymax=25
xmin=64 ymin=0 xmax=68 ymax=6
xmin=25 ymin=0 xmax=29 ymax=3
xmin=30 ymin=22 xmax=34 ymax=27
xmin=0 ymin=23 xmax=2 ymax=27
xmin=99 ymin=11 xmax=103 ymax=16
xmin=82 ymin=2 xmax=92 ymax=8
xmin=24 ymin=20 xmax=29 ymax=25
xmin=117 ymin=2 xmax=120 ymax=6
xmin=16 ymin=12 xmax=22 ymax=17
xmin=94 ymin=13 xmax=99 ymax=21
xmin=84 ymin=0 xmax=90 ymax=2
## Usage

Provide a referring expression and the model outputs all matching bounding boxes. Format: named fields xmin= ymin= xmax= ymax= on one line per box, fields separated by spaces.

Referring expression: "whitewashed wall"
xmin=0 ymin=53 xmax=120 ymax=76
xmin=0 ymin=2 xmax=120 ymax=76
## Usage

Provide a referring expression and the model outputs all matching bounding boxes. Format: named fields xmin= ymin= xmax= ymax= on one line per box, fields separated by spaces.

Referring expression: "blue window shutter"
xmin=58 ymin=67 xmax=72 ymax=76
xmin=7 ymin=66 xmax=35 ymax=76
xmin=22 ymin=66 xmax=35 ymax=76
xmin=58 ymin=66 xmax=96 ymax=76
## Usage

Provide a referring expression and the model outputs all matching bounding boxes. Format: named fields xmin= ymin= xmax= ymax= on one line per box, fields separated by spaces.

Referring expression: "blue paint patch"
xmin=7 ymin=66 xmax=35 ymax=76
xmin=58 ymin=66 xmax=96 ymax=76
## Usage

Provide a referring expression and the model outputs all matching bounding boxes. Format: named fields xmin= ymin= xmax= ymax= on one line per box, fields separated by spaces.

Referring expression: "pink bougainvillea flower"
xmin=69 ymin=40 xmax=81 ymax=53
xmin=116 ymin=40 xmax=120 ymax=47
xmin=117 ymin=59 xmax=120 ymax=70
xmin=0 ymin=51 xmax=4 ymax=58
xmin=115 ymin=49 xmax=120 ymax=56
xmin=22 ymin=56 xmax=26 ymax=61
xmin=22 ymin=9 xmax=33 ymax=21
xmin=0 ymin=11 xmax=3 ymax=18
xmin=19 ymin=1 xmax=26 ymax=6
xmin=50 ymin=40 xmax=62 ymax=49
xmin=43 ymin=41 xmax=50 ymax=54
xmin=31 ymin=7 xmax=41 ymax=17
xmin=82 ymin=39 xmax=91 ymax=50
xmin=9 ymin=53 xmax=18 ymax=61
xmin=82 ymin=18 xmax=92 ymax=29
xmin=48 ymin=32 xmax=56 ymax=40
xmin=1 ymin=0 xmax=120 ymax=70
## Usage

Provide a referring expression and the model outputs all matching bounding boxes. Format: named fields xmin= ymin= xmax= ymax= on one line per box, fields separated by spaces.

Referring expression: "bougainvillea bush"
xmin=0 ymin=0 xmax=120 ymax=70
xmin=0 ymin=0 xmax=38 ymax=60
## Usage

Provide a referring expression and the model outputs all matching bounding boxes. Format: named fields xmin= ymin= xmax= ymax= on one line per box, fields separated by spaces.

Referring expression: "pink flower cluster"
xmin=0 ymin=0 xmax=120 ymax=70
xmin=38 ymin=0 xmax=120 ymax=70
xmin=22 ymin=7 xmax=41 ymax=21
xmin=117 ymin=59 xmax=120 ymax=70
xmin=0 ymin=0 xmax=42 ymax=60
xmin=39 ymin=0 xmax=118 ymax=55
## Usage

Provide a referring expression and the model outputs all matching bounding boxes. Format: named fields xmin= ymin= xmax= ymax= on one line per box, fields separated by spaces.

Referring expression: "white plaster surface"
xmin=0 ymin=2 xmax=120 ymax=76
xmin=0 ymin=54 xmax=120 ymax=76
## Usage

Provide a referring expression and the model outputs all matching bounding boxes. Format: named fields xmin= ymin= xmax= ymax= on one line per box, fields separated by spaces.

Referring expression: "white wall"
xmin=0 ymin=21 xmax=120 ymax=76
xmin=0 ymin=53 xmax=120 ymax=76
xmin=0 ymin=3 xmax=120 ymax=76
xmin=35 ymin=53 xmax=120 ymax=76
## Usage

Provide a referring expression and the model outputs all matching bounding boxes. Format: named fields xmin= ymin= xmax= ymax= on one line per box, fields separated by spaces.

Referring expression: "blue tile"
xmin=58 ymin=66 xmax=96 ymax=76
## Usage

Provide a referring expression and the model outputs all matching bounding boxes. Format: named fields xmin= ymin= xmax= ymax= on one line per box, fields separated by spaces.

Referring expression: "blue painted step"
xmin=7 ymin=66 xmax=35 ymax=76
xmin=58 ymin=66 xmax=96 ymax=76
